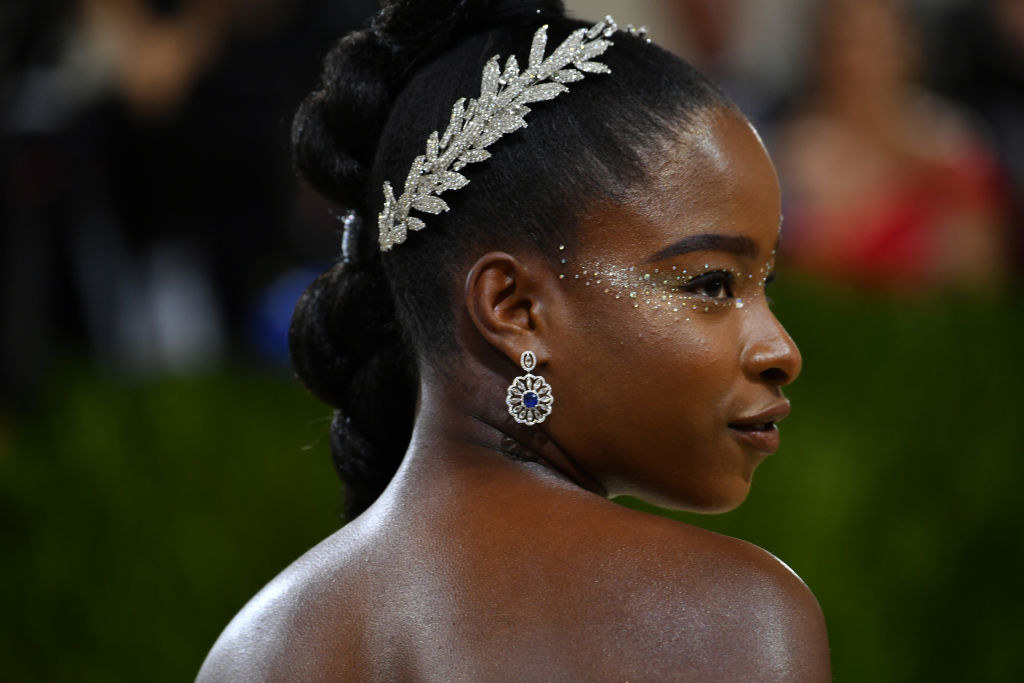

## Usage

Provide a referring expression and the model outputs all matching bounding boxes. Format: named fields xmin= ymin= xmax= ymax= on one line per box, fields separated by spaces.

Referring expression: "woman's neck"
xmin=390 ymin=375 xmax=607 ymax=500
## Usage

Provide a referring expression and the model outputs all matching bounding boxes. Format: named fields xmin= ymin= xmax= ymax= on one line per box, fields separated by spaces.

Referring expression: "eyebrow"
xmin=645 ymin=233 xmax=760 ymax=262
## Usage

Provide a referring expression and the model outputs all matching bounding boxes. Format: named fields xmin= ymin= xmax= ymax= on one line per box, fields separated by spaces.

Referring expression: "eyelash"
xmin=679 ymin=270 xmax=735 ymax=301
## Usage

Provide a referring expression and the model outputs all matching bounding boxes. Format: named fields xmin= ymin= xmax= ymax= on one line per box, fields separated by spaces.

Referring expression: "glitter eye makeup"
xmin=556 ymin=244 xmax=776 ymax=319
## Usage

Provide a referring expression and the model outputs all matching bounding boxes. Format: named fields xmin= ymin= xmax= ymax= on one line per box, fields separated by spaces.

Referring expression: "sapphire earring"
xmin=505 ymin=350 xmax=554 ymax=425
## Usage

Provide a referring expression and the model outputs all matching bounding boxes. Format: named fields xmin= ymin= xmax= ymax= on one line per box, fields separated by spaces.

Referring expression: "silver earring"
xmin=505 ymin=350 xmax=554 ymax=425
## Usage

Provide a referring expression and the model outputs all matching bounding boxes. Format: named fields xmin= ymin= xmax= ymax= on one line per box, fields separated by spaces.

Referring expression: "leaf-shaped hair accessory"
xmin=377 ymin=16 xmax=628 ymax=251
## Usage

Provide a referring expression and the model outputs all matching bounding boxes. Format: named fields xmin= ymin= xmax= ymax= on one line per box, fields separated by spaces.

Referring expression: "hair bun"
xmin=291 ymin=28 xmax=399 ymax=212
xmin=289 ymin=257 xmax=403 ymax=409
xmin=289 ymin=257 xmax=416 ymax=519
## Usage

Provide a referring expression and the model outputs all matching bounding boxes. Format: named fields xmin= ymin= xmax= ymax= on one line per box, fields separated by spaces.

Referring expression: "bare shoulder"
xmin=197 ymin=487 xmax=830 ymax=681
xmin=586 ymin=503 xmax=832 ymax=681
xmin=196 ymin=527 xmax=370 ymax=682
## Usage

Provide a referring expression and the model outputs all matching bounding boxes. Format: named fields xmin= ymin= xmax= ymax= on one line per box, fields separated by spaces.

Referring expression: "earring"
xmin=505 ymin=350 xmax=554 ymax=425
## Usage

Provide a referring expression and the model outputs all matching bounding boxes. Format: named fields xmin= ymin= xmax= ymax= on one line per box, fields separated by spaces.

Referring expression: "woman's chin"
xmin=619 ymin=479 xmax=753 ymax=516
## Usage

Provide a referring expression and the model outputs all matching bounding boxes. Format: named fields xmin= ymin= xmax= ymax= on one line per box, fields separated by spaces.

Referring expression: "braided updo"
xmin=290 ymin=0 xmax=732 ymax=518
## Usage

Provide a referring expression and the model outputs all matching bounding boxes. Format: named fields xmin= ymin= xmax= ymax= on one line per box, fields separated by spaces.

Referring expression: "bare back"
xmin=198 ymin=452 xmax=830 ymax=681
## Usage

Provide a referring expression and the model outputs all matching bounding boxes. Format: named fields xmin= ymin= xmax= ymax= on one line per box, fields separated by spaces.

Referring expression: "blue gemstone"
xmin=523 ymin=391 xmax=539 ymax=408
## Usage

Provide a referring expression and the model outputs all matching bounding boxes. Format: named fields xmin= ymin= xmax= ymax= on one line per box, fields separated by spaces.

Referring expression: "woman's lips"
xmin=728 ymin=421 xmax=781 ymax=454
xmin=728 ymin=402 xmax=790 ymax=454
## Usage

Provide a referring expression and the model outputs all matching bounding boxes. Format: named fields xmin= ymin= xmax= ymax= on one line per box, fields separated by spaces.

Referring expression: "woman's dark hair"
xmin=290 ymin=0 xmax=733 ymax=519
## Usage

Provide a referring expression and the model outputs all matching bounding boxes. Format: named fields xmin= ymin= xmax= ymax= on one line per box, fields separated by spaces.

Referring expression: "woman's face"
xmin=545 ymin=109 xmax=801 ymax=513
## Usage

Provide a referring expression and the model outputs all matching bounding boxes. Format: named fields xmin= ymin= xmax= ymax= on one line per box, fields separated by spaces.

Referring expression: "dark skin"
xmin=199 ymin=109 xmax=831 ymax=681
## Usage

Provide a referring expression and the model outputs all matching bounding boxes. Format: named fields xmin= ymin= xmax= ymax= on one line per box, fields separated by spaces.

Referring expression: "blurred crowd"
xmin=1 ymin=0 xmax=376 ymax=407
xmin=637 ymin=0 xmax=1021 ymax=291
xmin=1 ymin=0 xmax=1021 ymax=407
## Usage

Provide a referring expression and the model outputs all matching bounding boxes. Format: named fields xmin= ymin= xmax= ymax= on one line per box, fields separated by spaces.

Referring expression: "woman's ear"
xmin=463 ymin=251 xmax=553 ymax=366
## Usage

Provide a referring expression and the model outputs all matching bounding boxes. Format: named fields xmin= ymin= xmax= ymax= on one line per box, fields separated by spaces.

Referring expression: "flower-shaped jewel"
xmin=505 ymin=351 xmax=554 ymax=425
xmin=506 ymin=373 xmax=554 ymax=425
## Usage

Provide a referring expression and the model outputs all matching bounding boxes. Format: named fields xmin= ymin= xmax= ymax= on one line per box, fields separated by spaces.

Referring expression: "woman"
xmin=775 ymin=0 xmax=1007 ymax=291
xmin=199 ymin=0 xmax=830 ymax=679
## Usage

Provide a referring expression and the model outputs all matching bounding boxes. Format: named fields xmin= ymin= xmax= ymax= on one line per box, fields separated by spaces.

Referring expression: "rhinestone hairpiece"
xmin=378 ymin=16 xmax=644 ymax=251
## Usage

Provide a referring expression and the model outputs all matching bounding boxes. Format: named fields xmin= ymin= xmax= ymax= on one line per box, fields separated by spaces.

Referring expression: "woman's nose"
xmin=741 ymin=310 xmax=802 ymax=387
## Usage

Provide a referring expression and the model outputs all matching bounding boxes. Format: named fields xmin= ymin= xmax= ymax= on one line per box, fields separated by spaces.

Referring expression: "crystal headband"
xmin=377 ymin=15 xmax=645 ymax=251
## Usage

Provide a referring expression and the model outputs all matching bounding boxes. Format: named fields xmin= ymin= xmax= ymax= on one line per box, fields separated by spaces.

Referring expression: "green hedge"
xmin=2 ymin=276 xmax=1021 ymax=680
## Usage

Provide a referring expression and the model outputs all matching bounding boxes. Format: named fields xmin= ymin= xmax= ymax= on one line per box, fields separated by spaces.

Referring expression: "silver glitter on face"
xmin=556 ymin=251 xmax=776 ymax=318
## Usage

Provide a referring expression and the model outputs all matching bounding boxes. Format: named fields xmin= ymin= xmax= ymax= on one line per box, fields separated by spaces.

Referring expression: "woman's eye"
xmin=684 ymin=271 xmax=734 ymax=300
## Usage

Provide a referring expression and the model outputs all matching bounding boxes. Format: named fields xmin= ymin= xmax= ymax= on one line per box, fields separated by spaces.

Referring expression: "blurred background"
xmin=1 ymin=0 xmax=1021 ymax=679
